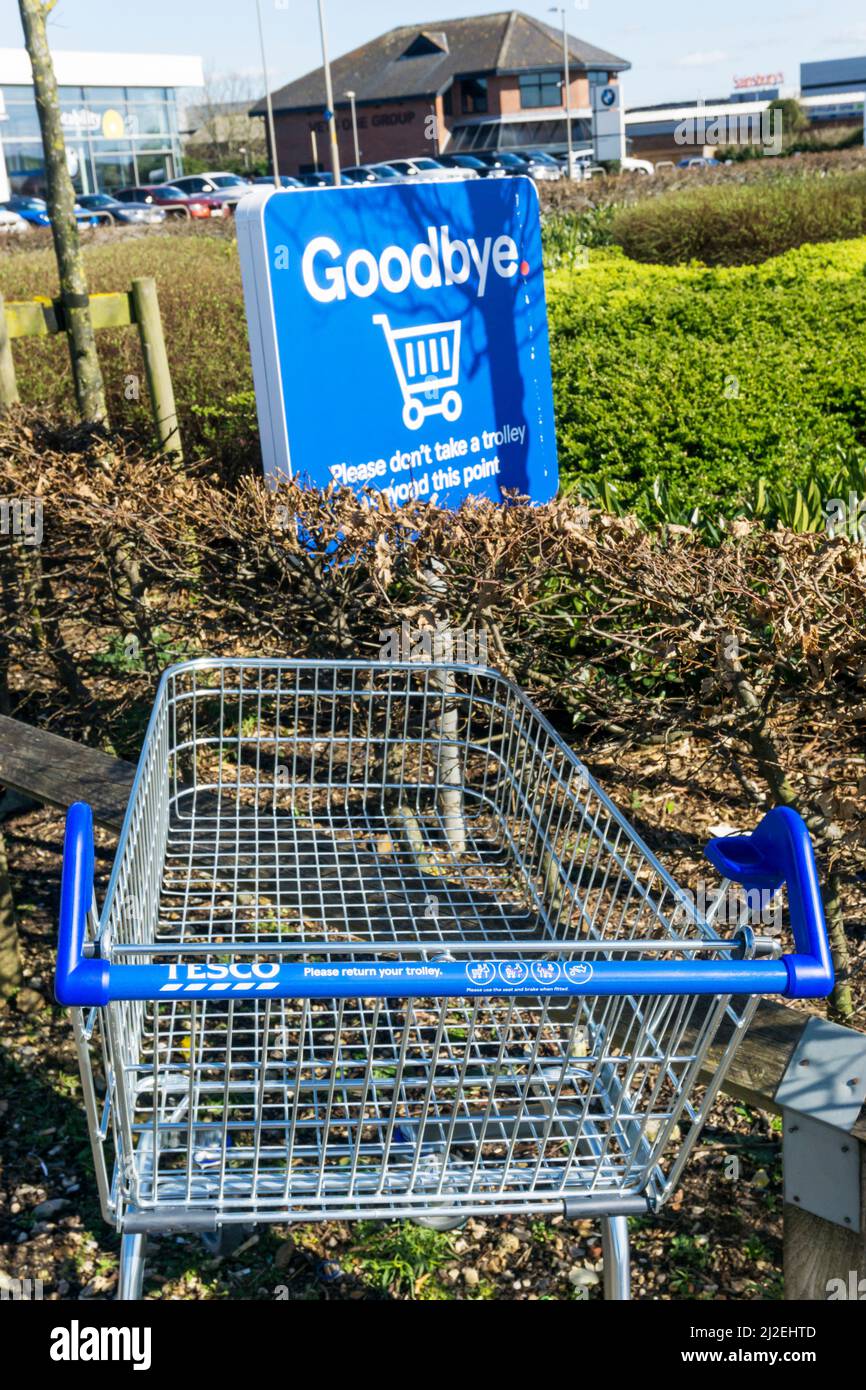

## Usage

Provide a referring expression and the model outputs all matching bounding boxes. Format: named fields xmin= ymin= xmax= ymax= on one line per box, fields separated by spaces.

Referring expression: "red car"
xmin=113 ymin=184 xmax=228 ymax=220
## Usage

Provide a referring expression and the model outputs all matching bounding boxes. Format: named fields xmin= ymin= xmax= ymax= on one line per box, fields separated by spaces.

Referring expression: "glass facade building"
xmin=0 ymin=50 xmax=203 ymax=197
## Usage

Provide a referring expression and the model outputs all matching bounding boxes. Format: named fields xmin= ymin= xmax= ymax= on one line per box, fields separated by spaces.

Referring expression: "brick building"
xmin=251 ymin=10 xmax=629 ymax=175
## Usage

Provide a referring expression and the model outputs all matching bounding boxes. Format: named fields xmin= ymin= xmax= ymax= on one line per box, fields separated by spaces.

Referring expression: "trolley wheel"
xmin=117 ymin=1233 xmax=146 ymax=1301
xmin=402 ymin=399 xmax=425 ymax=430
xmin=442 ymin=391 xmax=462 ymax=423
xmin=410 ymin=1213 xmax=467 ymax=1233
xmin=200 ymin=1222 xmax=256 ymax=1258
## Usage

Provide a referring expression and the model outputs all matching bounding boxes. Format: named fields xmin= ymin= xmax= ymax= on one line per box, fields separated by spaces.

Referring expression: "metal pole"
xmin=311 ymin=128 xmax=318 ymax=169
xmin=317 ymin=0 xmax=341 ymax=185
xmin=346 ymin=89 xmax=360 ymax=164
xmin=561 ymin=9 xmax=574 ymax=180
xmin=255 ymin=0 xmax=280 ymax=186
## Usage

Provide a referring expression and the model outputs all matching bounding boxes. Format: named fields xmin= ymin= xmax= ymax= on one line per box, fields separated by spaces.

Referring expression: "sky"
xmin=1 ymin=0 xmax=865 ymax=108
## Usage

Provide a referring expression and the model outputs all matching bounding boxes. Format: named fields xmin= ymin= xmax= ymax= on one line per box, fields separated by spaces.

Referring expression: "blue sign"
xmin=237 ymin=178 xmax=558 ymax=506
xmin=601 ymin=86 xmax=617 ymax=107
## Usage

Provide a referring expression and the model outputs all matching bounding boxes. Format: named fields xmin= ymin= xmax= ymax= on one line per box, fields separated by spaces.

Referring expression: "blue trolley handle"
xmin=704 ymin=805 xmax=833 ymax=998
xmin=56 ymin=803 xmax=109 ymax=1007
xmin=56 ymin=802 xmax=833 ymax=1006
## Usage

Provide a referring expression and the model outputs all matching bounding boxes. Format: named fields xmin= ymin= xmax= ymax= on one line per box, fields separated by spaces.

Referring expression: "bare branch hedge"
xmin=2 ymin=413 xmax=864 ymax=1013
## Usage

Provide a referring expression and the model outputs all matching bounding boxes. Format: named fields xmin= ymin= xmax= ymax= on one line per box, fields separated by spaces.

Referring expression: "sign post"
xmin=592 ymin=83 xmax=625 ymax=164
xmin=236 ymin=178 xmax=558 ymax=507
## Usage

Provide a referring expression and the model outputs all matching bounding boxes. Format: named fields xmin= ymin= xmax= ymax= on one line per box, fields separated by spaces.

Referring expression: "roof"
xmin=251 ymin=10 xmax=629 ymax=115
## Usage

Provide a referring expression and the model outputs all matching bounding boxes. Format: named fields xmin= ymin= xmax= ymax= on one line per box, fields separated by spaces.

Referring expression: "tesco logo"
xmin=301 ymin=223 xmax=520 ymax=303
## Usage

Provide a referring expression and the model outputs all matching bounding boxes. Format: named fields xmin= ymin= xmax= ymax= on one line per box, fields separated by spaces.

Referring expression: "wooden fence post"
xmin=0 ymin=823 xmax=21 ymax=999
xmin=130 ymin=277 xmax=182 ymax=461
xmin=0 ymin=296 xmax=20 ymax=409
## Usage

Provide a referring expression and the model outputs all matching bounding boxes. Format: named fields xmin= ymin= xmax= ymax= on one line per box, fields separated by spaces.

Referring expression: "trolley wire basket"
xmin=56 ymin=659 xmax=832 ymax=1291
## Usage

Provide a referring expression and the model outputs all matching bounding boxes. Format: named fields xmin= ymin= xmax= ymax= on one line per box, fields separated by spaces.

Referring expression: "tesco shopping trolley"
xmin=55 ymin=659 xmax=833 ymax=1301
xmin=374 ymin=313 xmax=462 ymax=431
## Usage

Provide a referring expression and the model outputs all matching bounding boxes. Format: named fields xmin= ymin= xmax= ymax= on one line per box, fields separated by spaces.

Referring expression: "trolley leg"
xmin=117 ymin=1233 xmax=147 ymax=1301
xmin=602 ymin=1216 xmax=631 ymax=1301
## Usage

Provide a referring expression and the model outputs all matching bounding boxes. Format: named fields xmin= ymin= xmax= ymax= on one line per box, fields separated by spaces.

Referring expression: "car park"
xmin=4 ymin=194 xmax=99 ymax=227
xmin=170 ymin=172 xmax=252 ymax=208
xmin=340 ymin=165 xmax=381 ymax=185
xmin=508 ymin=150 xmax=562 ymax=181
xmin=472 ymin=151 xmax=533 ymax=178
xmin=436 ymin=153 xmax=501 ymax=178
xmin=365 ymin=163 xmax=408 ymax=182
xmin=114 ymin=184 xmax=228 ymax=219
xmin=252 ymin=175 xmax=304 ymax=188
xmin=386 ymin=157 xmax=473 ymax=182
xmin=77 ymin=193 xmax=166 ymax=225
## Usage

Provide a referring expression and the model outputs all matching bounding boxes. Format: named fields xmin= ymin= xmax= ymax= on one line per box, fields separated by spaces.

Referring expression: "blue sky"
xmin=1 ymin=0 xmax=865 ymax=106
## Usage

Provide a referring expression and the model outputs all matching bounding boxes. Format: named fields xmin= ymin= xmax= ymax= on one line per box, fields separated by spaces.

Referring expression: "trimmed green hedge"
xmin=611 ymin=173 xmax=866 ymax=266
xmin=548 ymin=238 xmax=866 ymax=517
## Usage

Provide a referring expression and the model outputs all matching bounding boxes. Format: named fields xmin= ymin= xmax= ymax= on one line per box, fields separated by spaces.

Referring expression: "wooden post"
xmin=0 ymin=296 xmax=19 ymax=408
xmin=783 ymin=1159 xmax=866 ymax=1299
xmin=0 ymin=824 xmax=21 ymax=999
xmin=130 ymin=277 xmax=183 ymax=461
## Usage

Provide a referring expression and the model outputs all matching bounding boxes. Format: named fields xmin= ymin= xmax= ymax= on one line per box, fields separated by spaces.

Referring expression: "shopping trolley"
xmin=373 ymin=313 xmax=462 ymax=430
xmin=55 ymin=659 xmax=833 ymax=1301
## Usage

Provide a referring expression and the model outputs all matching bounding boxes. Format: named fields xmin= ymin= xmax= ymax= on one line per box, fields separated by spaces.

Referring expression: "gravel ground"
xmin=3 ymin=746 xmax=860 ymax=1301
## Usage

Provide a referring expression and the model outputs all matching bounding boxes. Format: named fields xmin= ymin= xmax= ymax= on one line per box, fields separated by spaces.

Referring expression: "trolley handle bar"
xmin=704 ymin=805 xmax=832 ymax=999
xmin=54 ymin=804 xmax=832 ymax=1006
xmin=56 ymin=803 xmax=109 ymax=1007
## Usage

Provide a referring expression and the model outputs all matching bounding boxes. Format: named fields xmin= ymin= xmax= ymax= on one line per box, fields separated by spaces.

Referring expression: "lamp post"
xmin=255 ymin=0 xmax=280 ymax=186
xmin=317 ymin=0 xmax=341 ymax=185
xmin=345 ymin=89 xmax=360 ymax=165
xmin=549 ymin=6 xmax=574 ymax=180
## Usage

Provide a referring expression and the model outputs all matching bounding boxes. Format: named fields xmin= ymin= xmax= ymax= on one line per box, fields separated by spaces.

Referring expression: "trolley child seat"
xmin=55 ymin=660 xmax=833 ymax=1300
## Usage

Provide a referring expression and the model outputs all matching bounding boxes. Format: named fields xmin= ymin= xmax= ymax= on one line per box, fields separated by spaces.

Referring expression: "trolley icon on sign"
xmin=373 ymin=313 xmax=463 ymax=431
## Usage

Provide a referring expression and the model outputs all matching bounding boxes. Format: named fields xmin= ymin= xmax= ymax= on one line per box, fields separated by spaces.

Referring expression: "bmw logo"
xmin=601 ymin=88 xmax=616 ymax=107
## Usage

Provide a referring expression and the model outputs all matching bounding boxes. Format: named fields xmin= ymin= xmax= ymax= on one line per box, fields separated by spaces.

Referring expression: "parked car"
xmin=386 ymin=157 xmax=473 ymax=182
xmin=436 ymin=153 xmax=501 ymax=178
xmin=340 ymin=165 xmax=380 ymax=185
xmin=4 ymin=194 xmax=99 ymax=228
xmin=113 ymin=184 xmax=228 ymax=219
xmin=252 ymin=175 xmax=303 ymax=189
xmin=77 ymin=193 xmax=166 ymax=226
xmin=300 ymin=170 xmax=335 ymax=188
xmin=365 ymin=163 xmax=408 ymax=182
xmin=170 ymin=172 xmax=252 ymax=208
xmin=555 ymin=149 xmax=606 ymax=180
xmin=507 ymin=150 xmax=562 ymax=181
xmin=472 ymin=151 xmax=534 ymax=178
xmin=0 ymin=205 xmax=30 ymax=234
xmin=676 ymin=155 xmax=720 ymax=169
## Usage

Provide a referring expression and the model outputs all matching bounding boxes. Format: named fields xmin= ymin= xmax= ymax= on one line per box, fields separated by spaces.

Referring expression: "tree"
xmin=18 ymin=0 xmax=107 ymax=425
xmin=184 ymin=71 xmax=267 ymax=174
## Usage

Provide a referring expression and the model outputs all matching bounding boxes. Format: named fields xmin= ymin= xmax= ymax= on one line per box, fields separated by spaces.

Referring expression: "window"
xmin=461 ymin=77 xmax=488 ymax=114
xmin=442 ymin=85 xmax=453 ymax=116
xmin=400 ymin=32 xmax=448 ymax=59
xmin=519 ymin=71 xmax=563 ymax=109
xmin=588 ymin=71 xmax=611 ymax=88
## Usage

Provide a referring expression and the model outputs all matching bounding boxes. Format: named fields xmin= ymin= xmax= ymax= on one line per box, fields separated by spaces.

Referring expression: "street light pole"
xmin=255 ymin=0 xmax=280 ymax=186
xmin=550 ymin=6 xmax=573 ymax=180
xmin=317 ymin=0 xmax=341 ymax=185
xmin=345 ymin=89 xmax=360 ymax=165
